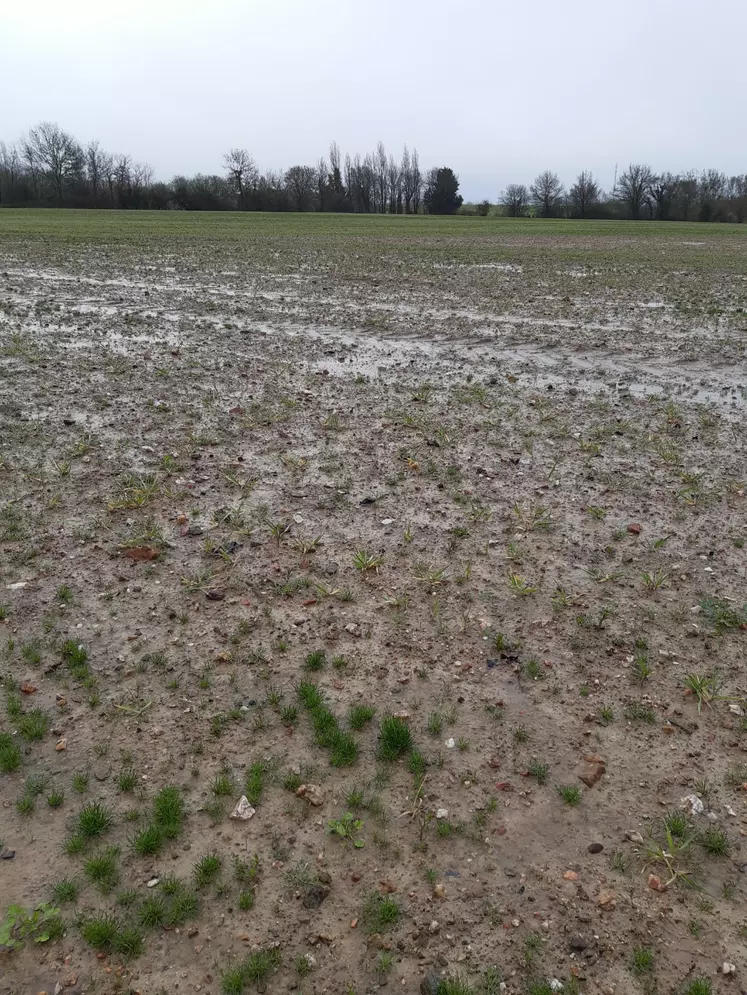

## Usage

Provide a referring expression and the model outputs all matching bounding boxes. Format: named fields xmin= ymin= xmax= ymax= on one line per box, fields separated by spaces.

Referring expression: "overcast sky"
xmin=5 ymin=0 xmax=746 ymax=200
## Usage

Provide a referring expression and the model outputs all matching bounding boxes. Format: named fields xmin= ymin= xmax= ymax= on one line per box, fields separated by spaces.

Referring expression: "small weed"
xmin=328 ymin=811 xmax=365 ymax=848
xmin=361 ymin=891 xmax=401 ymax=932
xmin=684 ymin=980 xmax=712 ymax=995
xmin=17 ymin=707 xmax=49 ymax=741
xmin=353 ymin=549 xmax=384 ymax=573
xmin=558 ymin=785 xmax=582 ymax=806
xmin=131 ymin=823 xmax=164 ymax=857
xmin=625 ymin=701 xmax=655 ymax=723
xmin=79 ymin=912 xmax=119 ymax=950
xmin=304 ymin=649 xmax=326 ymax=671
xmin=212 ymin=771 xmax=235 ymax=796
xmin=138 ymin=895 xmax=167 ymax=929
xmin=631 ymin=947 xmax=654 ymax=975
xmin=84 ymin=846 xmax=120 ymax=893
xmin=683 ymin=672 xmax=720 ymax=713
xmin=698 ymin=825 xmax=730 ymax=857
xmin=642 ymin=568 xmax=669 ymax=591
xmin=77 ymin=801 xmax=113 ymax=839
xmin=0 ymin=732 xmax=22 ymax=773
xmin=51 ymin=878 xmax=79 ymax=904
xmin=117 ymin=768 xmax=137 ymax=792
xmin=349 ymin=704 xmax=375 ymax=729
xmin=245 ymin=761 xmax=265 ymax=805
xmin=528 ymin=758 xmax=549 ymax=785
xmin=378 ymin=715 xmax=413 ymax=760
xmin=194 ymin=852 xmax=222 ymax=889
xmin=427 ymin=712 xmax=443 ymax=736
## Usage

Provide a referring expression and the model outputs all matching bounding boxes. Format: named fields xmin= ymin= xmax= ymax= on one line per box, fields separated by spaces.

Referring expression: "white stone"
xmin=230 ymin=796 xmax=256 ymax=820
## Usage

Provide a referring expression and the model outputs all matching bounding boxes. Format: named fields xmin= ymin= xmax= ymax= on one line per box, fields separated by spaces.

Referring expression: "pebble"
xmin=587 ymin=842 xmax=604 ymax=854
xmin=569 ymin=933 xmax=588 ymax=951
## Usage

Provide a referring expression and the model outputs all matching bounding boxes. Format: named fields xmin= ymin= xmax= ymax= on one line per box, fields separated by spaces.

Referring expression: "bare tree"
xmin=222 ymin=148 xmax=257 ymax=209
xmin=375 ymin=141 xmax=388 ymax=213
xmin=85 ymin=140 xmax=106 ymax=199
xmin=114 ymin=154 xmax=132 ymax=206
xmin=316 ymin=157 xmax=328 ymax=211
xmin=676 ymin=170 xmax=698 ymax=222
xmin=500 ymin=183 xmax=529 ymax=217
xmin=648 ymin=172 xmax=676 ymax=221
xmin=411 ymin=148 xmax=422 ymax=215
xmin=0 ymin=141 xmax=21 ymax=202
xmin=401 ymin=146 xmax=413 ymax=213
xmin=568 ymin=171 xmax=599 ymax=218
xmin=100 ymin=152 xmax=115 ymax=204
xmin=531 ymin=170 xmax=565 ymax=218
xmin=328 ymin=141 xmax=344 ymax=194
xmin=387 ymin=154 xmax=401 ymax=214
xmin=22 ymin=122 xmax=81 ymax=203
xmin=284 ymin=165 xmax=316 ymax=211
xmin=617 ymin=163 xmax=653 ymax=219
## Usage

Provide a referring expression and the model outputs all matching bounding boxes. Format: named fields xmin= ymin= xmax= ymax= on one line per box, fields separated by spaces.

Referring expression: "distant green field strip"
xmin=1 ymin=208 xmax=745 ymax=243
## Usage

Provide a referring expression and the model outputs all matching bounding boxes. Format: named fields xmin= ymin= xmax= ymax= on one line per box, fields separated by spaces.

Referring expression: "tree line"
xmin=1 ymin=122 xmax=745 ymax=222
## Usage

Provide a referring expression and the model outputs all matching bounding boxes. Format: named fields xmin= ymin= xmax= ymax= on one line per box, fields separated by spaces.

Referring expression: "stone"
xmin=579 ymin=763 xmax=605 ymax=788
xmin=569 ymin=933 xmax=588 ymax=951
xmin=302 ymin=884 xmax=330 ymax=909
xmin=295 ymin=783 xmax=324 ymax=806
xmin=587 ymin=843 xmax=604 ymax=854
xmin=122 ymin=546 xmax=159 ymax=561
xmin=420 ymin=971 xmax=441 ymax=995
xmin=436 ymin=808 xmax=449 ymax=820
xmin=596 ymin=889 xmax=616 ymax=910
xmin=681 ymin=794 xmax=704 ymax=815
xmin=229 ymin=796 xmax=256 ymax=821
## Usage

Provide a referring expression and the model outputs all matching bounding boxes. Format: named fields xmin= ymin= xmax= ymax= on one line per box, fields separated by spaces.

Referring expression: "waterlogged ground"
xmin=1 ymin=212 xmax=747 ymax=995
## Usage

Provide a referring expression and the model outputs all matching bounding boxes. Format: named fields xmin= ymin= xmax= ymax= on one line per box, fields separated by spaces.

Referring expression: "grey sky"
xmin=5 ymin=0 xmax=746 ymax=200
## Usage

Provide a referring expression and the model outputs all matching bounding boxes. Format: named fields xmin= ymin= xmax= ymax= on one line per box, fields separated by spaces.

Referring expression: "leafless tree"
xmin=568 ymin=171 xmax=599 ymax=218
xmin=222 ymin=148 xmax=257 ymax=209
xmin=375 ymin=141 xmax=388 ymax=213
xmin=100 ymin=152 xmax=115 ymax=204
xmin=400 ymin=146 xmax=413 ymax=213
xmin=316 ymin=157 xmax=327 ymax=211
xmin=411 ymin=149 xmax=422 ymax=214
xmin=85 ymin=140 xmax=106 ymax=199
xmin=501 ymin=183 xmax=529 ymax=217
xmin=531 ymin=170 xmax=565 ymax=218
xmin=22 ymin=122 xmax=81 ymax=202
xmin=284 ymin=165 xmax=316 ymax=211
xmin=328 ymin=141 xmax=344 ymax=194
xmin=675 ymin=170 xmax=698 ymax=221
xmin=648 ymin=172 xmax=676 ymax=220
xmin=387 ymin=154 xmax=401 ymax=214
xmin=617 ymin=163 xmax=653 ymax=219
xmin=0 ymin=142 xmax=21 ymax=202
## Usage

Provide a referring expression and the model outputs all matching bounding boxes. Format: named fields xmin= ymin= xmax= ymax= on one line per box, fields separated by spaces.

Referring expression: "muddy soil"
xmin=1 ymin=227 xmax=746 ymax=995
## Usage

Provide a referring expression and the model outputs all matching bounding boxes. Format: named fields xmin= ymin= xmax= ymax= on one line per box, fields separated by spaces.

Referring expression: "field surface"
xmin=1 ymin=209 xmax=746 ymax=995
